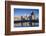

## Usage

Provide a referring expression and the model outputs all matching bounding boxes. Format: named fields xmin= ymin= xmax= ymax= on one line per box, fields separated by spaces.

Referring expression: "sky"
xmin=14 ymin=8 xmax=39 ymax=18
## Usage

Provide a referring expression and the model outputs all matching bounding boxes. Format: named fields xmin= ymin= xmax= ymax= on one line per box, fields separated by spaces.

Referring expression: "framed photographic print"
xmin=5 ymin=1 xmax=45 ymax=35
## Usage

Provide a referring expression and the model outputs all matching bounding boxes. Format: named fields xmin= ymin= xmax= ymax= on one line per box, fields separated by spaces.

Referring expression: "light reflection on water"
xmin=14 ymin=22 xmax=39 ymax=27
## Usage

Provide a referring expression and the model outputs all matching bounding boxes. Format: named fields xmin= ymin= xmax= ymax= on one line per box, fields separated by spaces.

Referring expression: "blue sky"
xmin=14 ymin=8 xmax=39 ymax=17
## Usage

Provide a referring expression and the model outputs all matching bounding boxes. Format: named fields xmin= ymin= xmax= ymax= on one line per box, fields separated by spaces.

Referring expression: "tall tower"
xmin=31 ymin=12 xmax=35 ymax=20
xmin=31 ymin=11 xmax=35 ymax=27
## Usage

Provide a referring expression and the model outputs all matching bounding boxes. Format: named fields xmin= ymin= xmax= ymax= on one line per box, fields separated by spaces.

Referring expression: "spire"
xmin=31 ymin=11 xmax=34 ymax=15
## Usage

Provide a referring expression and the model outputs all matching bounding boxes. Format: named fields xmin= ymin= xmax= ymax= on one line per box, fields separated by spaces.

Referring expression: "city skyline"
xmin=14 ymin=8 xmax=39 ymax=27
xmin=14 ymin=8 xmax=39 ymax=16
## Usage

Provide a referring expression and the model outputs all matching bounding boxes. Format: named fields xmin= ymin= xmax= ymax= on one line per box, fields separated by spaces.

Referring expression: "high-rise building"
xmin=31 ymin=12 xmax=35 ymax=26
xmin=14 ymin=16 xmax=21 ymax=21
xmin=31 ymin=12 xmax=35 ymax=20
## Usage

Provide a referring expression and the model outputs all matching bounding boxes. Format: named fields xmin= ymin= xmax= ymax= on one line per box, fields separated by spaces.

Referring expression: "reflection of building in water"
xmin=14 ymin=22 xmax=21 ymax=27
xmin=23 ymin=22 xmax=29 ymax=27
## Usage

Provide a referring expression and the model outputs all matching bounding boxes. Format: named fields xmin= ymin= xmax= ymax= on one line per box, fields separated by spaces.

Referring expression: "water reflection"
xmin=14 ymin=22 xmax=39 ymax=27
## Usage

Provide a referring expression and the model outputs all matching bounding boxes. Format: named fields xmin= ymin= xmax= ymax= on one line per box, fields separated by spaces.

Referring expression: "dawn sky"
xmin=14 ymin=8 xmax=39 ymax=17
